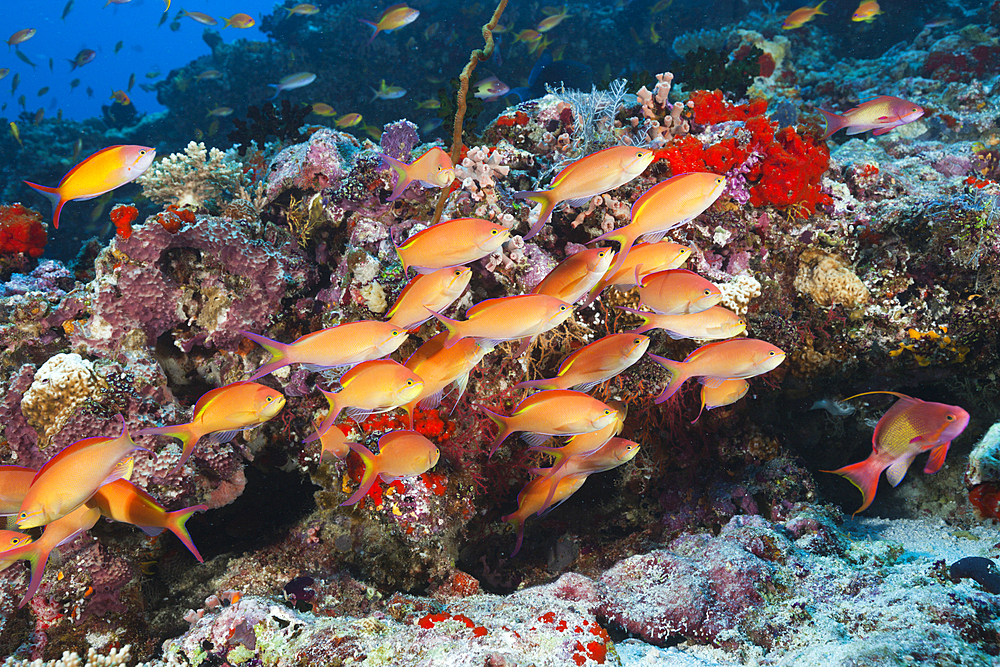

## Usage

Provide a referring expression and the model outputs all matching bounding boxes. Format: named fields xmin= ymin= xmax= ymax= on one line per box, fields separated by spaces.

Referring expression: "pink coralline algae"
xmin=68 ymin=215 xmax=314 ymax=353
xmin=265 ymin=128 xmax=361 ymax=200
xmin=597 ymin=514 xmax=785 ymax=646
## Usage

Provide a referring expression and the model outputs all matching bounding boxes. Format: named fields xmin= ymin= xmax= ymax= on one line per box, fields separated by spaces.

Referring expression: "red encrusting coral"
xmin=654 ymin=91 xmax=832 ymax=217
xmin=156 ymin=204 xmax=196 ymax=234
xmin=970 ymin=482 xmax=1000 ymax=520
xmin=0 ymin=203 xmax=48 ymax=257
xmin=109 ymin=203 xmax=139 ymax=240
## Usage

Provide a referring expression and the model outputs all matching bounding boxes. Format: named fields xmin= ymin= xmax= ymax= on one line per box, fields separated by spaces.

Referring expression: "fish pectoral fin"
xmin=923 ymin=441 xmax=951 ymax=474
xmin=417 ymin=390 xmax=445 ymax=410
xmin=640 ymin=230 xmax=667 ymax=244
xmin=346 ymin=407 xmax=376 ymax=422
xmin=521 ymin=432 xmax=551 ymax=447
xmin=571 ymin=379 xmax=601 ymax=392
xmin=207 ymin=429 xmax=241 ymax=444
xmin=138 ymin=525 xmax=166 ymax=537
xmin=699 ymin=377 xmax=726 ymax=389
xmin=563 ymin=196 xmax=593 ymax=208
xmin=884 ymin=454 xmax=917 ymax=487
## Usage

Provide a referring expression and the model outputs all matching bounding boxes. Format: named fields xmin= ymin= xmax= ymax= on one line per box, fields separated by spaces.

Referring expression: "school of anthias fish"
xmin=0 ymin=0 xmax=974 ymax=608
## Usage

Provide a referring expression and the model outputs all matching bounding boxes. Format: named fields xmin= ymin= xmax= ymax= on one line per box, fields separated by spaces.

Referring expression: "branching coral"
xmin=137 ymin=141 xmax=245 ymax=213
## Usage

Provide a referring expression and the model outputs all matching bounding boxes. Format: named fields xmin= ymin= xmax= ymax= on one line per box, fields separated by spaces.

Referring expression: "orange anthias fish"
xmin=582 ymin=241 xmax=693 ymax=306
xmin=852 ymin=1 xmax=882 ymax=22
xmin=636 ymin=268 xmax=722 ymax=315
xmin=382 ymin=146 xmax=455 ymax=201
xmin=285 ymin=3 xmax=320 ymax=16
xmin=537 ymin=6 xmax=571 ymax=32
xmin=336 ymin=113 xmax=363 ymax=128
xmin=782 ymin=1 xmax=826 ymax=29
xmin=0 ymin=465 xmax=37 ymax=515
xmin=482 ymin=389 xmax=619 ymax=456
xmin=88 ymin=480 xmax=208 ymax=561
xmin=387 ymin=267 xmax=471 ymax=330
xmin=818 ymin=96 xmax=924 ymax=140
xmin=514 ymin=146 xmax=655 ymax=240
xmin=0 ymin=530 xmax=32 ymax=551
xmin=110 ymin=89 xmax=131 ymax=105
xmin=593 ymin=172 xmax=726 ymax=279
xmin=180 ymin=10 xmax=217 ymax=25
xmin=317 ymin=422 xmax=356 ymax=461
xmin=17 ymin=415 xmax=148 ymax=529
xmin=68 ymin=49 xmax=97 ymax=71
xmin=622 ymin=305 xmax=746 ymax=340
xmin=401 ymin=334 xmax=495 ymax=428
xmin=693 ymin=378 xmax=750 ymax=423
xmin=532 ymin=247 xmax=615 ymax=305
xmin=503 ymin=474 xmax=586 ymax=556
xmin=649 ymin=338 xmax=786 ymax=404
xmin=359 ymin=3 xmax=420 ymax=43
xmin=7 ymin=29 xmax=36 ymax=50
xmin=395 ymin=217 xmax=510 ymax=275
xmin=530 ymin=437 xmax=640 ymax=513
xmin=823 ymin=392 xmax=970 ymax=514
xmin=223 ymin=13 xmax=255 ymax=28
xmin=516 ymin=333 xmax=649 ymax=392
xmin=306 ymin=360 xmax=424 ymax=442
xmin=269 ymin=72 xmax=316 ymax=100
xmin=137 ymin=381 xmax=286 ymax=473
xmin=0 ymin=504 xmax=101 ymax=607
xmin=432 ymin=294 xmax=573 ymax=353
xmin=23 ymin=145 xmax=156 ymax=229
xmin=242 ymin=321 xmax=409 ymax=379
xmin=341 ymin=431 xmax=440 ymax=506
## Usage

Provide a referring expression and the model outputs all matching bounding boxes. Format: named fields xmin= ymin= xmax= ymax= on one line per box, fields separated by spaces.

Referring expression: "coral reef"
xmin=137 ymin=142 xmax=246 ymax=212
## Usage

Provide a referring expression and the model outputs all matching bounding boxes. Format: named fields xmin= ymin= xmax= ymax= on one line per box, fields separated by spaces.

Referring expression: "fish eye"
xmin=560 ymin=305 xmax=567 ymax=311
xmin=704 ymin=289 xmax=712 ymax=295
xmin=946 ymin=414 xmax=955 ymax=421
xmin=634 ymin=338 xmax=642 ymax=343
xmin=266 ymin=396 xmax=273 ymax=402
xmin=392 ymin=330 xmax=400 ymax=336
xmin=139 ymin=150 xmax=146 ymax=155
xmin=768 ymin=351 xmax=776 ymax=356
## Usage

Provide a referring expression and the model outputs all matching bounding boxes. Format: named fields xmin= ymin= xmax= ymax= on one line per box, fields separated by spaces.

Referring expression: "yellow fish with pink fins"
xmin=381 ymin=146 xmax=455 ymax=201
xmin=23 ymin=144 xmax=156 ymax=229
xmin=17 ymin=415 xmax=149 ymax=529
xmin=0 ymin=504 xmax=101 ymax=607
xmin=138 ymin=381 xmax=286 ymax=473
xmin=358 ymin=3 xmax=419 ymax=43
xmin=513 ymin=146 xmax=655 ymax=240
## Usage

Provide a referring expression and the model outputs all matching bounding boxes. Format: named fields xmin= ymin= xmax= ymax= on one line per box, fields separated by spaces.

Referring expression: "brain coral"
xmin=793 ymin=249 xmax=870 ymax=309
xmin=20 ymin=352 xmax=105 ymax=447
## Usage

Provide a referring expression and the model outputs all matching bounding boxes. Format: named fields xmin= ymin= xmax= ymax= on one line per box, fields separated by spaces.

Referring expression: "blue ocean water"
xmin=4 ymin=0 xmax=271 ymax=121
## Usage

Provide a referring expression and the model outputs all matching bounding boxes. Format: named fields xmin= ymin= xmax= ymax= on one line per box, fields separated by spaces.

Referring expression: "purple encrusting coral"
xmin=68 ymin=215 xmax=314 ymax=354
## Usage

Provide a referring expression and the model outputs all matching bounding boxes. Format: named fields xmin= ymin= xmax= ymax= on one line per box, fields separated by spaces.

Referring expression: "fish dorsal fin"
xmin=842 ymin=390 xmax=916 ymax=403
xmin=58 ymin=145 xmax=126 ymax=186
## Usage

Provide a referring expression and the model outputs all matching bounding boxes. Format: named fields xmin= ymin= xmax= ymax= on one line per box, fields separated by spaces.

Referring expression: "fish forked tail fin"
xmin=513 ymin=190 xmax=557 ymax=240
xmin=501 ymin=510 xmax=526 ymax=557
xmin=381 ymin=154 xmax=413 ymax=201
xmin=164 ymin=504 xmax=209 ymax=562
xmin=647 ymin=353 xmax=688 ymax=404
xmin=427 ymin=308 xmax=464 ymax=348
xmin=821 ymin=453 xmax=890 ymax=514
xmin=0 ymin=540 xmax=47 ymax=608
xmin=615 ymin=307 xmax=657 ymax=334
xmin=341 ymin=442 xmax=381 ymax=506
xmin=304 ymin=388 xmax=342 ymax=443
xmin=817 ymin=108 xmax=846 ymax=140
xmin=480 ymin=406 xmax=513 ymax=458
xmin=136 ymin=422 xmax=201 ymax=474
xmin=241 ymin=330 xmax=292 ymax=380
xmin=22 ymin=180 xmax=65 ymax=229
xmin=358 ymin=19 xmax=380 ymax=44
